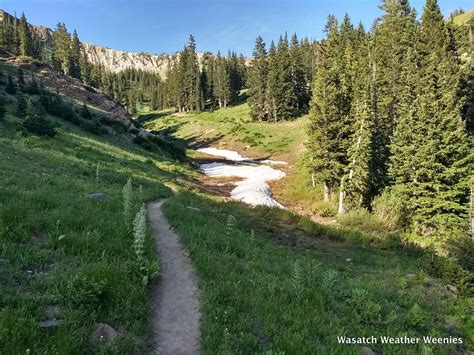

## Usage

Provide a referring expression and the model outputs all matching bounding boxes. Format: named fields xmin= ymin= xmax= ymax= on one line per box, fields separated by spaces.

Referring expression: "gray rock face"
xmin=82 ymin=42 xmax=173 ymax=78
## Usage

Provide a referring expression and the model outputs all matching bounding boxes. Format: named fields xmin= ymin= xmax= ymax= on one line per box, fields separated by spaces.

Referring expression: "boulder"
xmin=90 ymin=323 xmax=118 ymax=345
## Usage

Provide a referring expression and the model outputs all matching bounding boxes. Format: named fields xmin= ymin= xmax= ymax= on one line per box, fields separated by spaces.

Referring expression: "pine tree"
xmin=389 ymin=0 xmax=471 ymax=238
xmin=214 ymin=51 xmax=230 ymax=108
xmin=248 ymin=36 xmax=268 ymax=121
xmin=274 ymin=34 xmax=297 ymax=120
xmin=372 ymin=0 xmax=417 ymax=195
xmin=265 ymin=41 xmax=278 ymax=122
xmin=70 ymin=30 xmax=82 ymax=79
xmin=5 ymin=75 xmax=16 ymax=95
xmin=52 ymin=23 xmax=71 ymax=75
xmin=337 ymin=24 xmax=376 ymax=212
xmin=17 ymin=13 xmax=32 ymax=57
xmin=307 ymin=15 xmax=350 ymax=201
xmin=290 ymin=33 xmax=307 ymax=112
xmin=22 ymin=100 xmax=57 ymax=137
xmin=79 ymin=52 xmax=92 ymax=84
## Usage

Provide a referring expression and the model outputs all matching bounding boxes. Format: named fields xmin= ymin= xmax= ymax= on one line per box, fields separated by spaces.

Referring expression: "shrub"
xmin=348 ymin=288 xmax=382 ymax=326
xmin=100 ymin=116 xmax=128 ymax=133
xmin=339 ymin=208 xmax=389 ymax=235
xmin=446 ymin=235 xmax=474 ymax=272
xmin=312 ymin=201 xmax=337 ymax=217
xmin=64 ymin=273 xmax=106 ymax=307
xmin=79 ymin=119 xmax=107 ymax=135
xmin=373 ymin=188 xmax=407 ymax=231
xmin=80 ymin=103 xmax=93 ymax=119
xmin=407 ymin=303 xmax=426 ymax=329
xmin=21 ymin=103 xmax=57 ymax=138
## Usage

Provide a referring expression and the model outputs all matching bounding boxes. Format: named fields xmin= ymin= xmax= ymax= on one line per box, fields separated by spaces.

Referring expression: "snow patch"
xmin=200 ymin=161 xmax=286 ymax=209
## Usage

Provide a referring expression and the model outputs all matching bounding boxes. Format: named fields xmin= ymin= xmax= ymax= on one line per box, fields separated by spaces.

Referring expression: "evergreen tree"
xmin=70 ymin=30 xmax=82 ymax=79
xmin=80 ymin=52 xmax=92 ymax=85
xmin=22 ymin=100 xmax=57 ymax=137
xmin=5 ymin=75 xmax=16 ymax=95
xmin=338 ymin=27 xmax=375 ymax=212
xmin=214 ymin=52 xmax=230 ymax=108
xmin=26 ymin=75 xmax=39 ymax=95
xmin=389 ymin=0 xmax=471 ymax=238
xmin=372 ymin=0 xmax=417 ymax=195
xmin=265 ymin=41 xmax=278 ymax=122
xmin=307 ymin=15 xmax=350 ymax=201
xmin=52 ymin=23 xmax=71 ymax=75
xmin=290 ymin=33 xmax=307 ymax=111
xmin=275 ymin=33 xmax=297 ymax=120
xmin=17 ymin=13 xmax=32 ymax=57
xmin=248 ymin=36 xmax=268 ymax=121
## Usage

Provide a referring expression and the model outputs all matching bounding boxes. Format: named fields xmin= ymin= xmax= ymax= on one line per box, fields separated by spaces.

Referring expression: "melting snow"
xmin=199 ymin=148 xmax=287 ymax=209
xmin=197 ymin=148 xmax=246 ymax=161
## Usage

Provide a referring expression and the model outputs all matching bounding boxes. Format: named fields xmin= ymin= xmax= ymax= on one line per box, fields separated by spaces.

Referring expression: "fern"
xmin=321 ymin=269 xmax=339 ymax=290
xmin=291 ymin=260 xmax=303 ymax=298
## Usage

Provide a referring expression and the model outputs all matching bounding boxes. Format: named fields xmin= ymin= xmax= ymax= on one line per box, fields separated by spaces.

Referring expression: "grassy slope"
xmin=163 ymin=192 xmax=472 ymax=354
xmin=145 ymin=102 xmax=473 ymax=353
xmin=0 ymin=65 xmax=194 ymax=352
xmin=142 ymin=103 xmax=307 ymax=162
xmin=141 ymin=103 xmax=328 ymax=216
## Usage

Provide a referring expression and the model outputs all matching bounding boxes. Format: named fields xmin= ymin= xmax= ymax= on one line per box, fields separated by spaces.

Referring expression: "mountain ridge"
xmin=0 ymin=9 xmax=178 ymax=77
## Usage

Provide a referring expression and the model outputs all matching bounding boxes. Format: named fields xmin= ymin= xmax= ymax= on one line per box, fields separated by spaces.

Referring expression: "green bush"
xmin=373 ymin=188 xmax=407 ymax=231
xmin=312 ymin=201 xmax=337 ymax=217
xmin=446 ymin=235 xmax=474 ymax=272
xmin=339 ymin=208 xmax=389 ymax=235
xmin=21 ymin=105 xmax=57 ymax=138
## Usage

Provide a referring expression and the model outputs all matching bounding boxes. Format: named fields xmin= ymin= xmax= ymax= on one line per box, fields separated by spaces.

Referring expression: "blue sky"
xmin=2 ymin=0 xmax=472 ymax=56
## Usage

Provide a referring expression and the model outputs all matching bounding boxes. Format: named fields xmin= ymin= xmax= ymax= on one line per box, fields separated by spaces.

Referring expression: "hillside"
xmin=452 ymin=10 xmax=474 ymax=26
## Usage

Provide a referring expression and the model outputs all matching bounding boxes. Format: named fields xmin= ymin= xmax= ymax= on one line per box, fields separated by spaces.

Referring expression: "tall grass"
xmin=162 ymin=192 xmax=473 ymax=353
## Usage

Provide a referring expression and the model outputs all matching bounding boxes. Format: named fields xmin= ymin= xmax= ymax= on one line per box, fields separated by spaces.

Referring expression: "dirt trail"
xmin=148 ymin=199 xmax=201 ymax=355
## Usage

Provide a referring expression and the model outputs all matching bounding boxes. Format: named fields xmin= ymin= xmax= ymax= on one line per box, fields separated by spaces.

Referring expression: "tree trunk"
xmin=338 ymin=177 xmax=346 ymax=215
xmin=311 ymin=173 xmax=316 ymax=188
xmin=339 ymin=103 xmax=366 ymax=215
xmin=323 ymin=183 xmax=331 ymax=202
